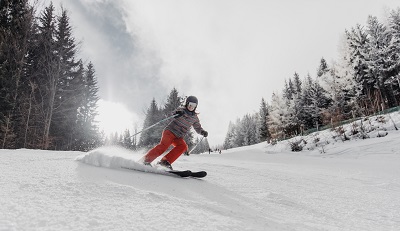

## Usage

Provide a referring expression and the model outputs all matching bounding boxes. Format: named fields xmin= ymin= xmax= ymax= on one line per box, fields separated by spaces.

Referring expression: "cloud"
xmin=53 ymin=0 xmax=168 ymax=114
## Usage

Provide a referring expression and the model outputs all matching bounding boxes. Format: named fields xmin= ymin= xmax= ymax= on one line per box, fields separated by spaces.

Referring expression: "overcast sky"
xmin=46 ymin=0 xmax=399 ymax=145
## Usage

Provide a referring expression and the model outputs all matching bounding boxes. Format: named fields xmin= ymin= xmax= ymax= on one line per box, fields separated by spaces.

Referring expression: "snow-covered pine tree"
xmin=385 ymin=9 xmax=400 ymax=105
xmin=364 ymin=15 xmax=395 ymax=109
xmin=335 ymin=30 xmax=360 ymax=117
xmin=282 ymin=77 xmax=301 ymax=137
xmin=317 ymin=57 xmax=329 ymax=78
xmin=267 ymin=92 xmax=287 ymax=140
xmin=223 ymin=122 xmax=236 ymax=149
xmin=293 ymin=72 xmax=302 ymax=95
xmin=301 ymin=74 xmax=332 ymax=130
xmin=231 ymin=118 xmax=243 ymax=147
xmin=223 ymin=112 xmax=260 ymax=148
xmin=289 ymin=73 xmax=307 ymax=135
xmin=344 ymin=25 xmax=371 ymax=114
xmin=325 ymin=62 xmax=351 ymax=122
xmin=240 ymin=114 xmax=259 ymax=146
xmin=318 ymin=58 xmax=341 ymax=124
xmin=283 ymin=79 xmax=294 ymax=101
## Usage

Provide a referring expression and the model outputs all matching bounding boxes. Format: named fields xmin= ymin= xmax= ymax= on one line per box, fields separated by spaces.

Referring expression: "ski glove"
xmin=201 ymin=130 xmax=208 ymax=137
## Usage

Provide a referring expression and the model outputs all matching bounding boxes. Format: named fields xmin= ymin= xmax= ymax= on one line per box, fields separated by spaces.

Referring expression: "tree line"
xmin=4 ymin=2 xmax=399 ymax=152
xmin=0 ymin=1 xmax=100 ymax=151
xmin=224 ymin=8 xmax=400 ymax=149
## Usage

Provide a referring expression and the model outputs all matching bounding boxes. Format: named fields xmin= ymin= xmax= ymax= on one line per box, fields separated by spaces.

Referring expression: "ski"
xmin=167 ymin=170 xmax=192 ymax=177
xmin=168 ymin=170 xmax=207 ymax=178
xmin=121 ymin=166 xmax=207 ymax=178
xmin=189 ymin=171 xmax=207 ymax=178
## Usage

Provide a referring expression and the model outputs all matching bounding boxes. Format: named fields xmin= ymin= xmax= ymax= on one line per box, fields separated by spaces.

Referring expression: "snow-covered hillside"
xmin=1 ymin=113 xmax=400 ymax=231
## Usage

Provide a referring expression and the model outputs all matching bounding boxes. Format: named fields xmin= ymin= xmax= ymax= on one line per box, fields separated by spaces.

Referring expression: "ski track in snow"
xmin=0 ymin=149 xmax=281 ymax=231
xmin=2 ymin=114 xmax=400 ymax=230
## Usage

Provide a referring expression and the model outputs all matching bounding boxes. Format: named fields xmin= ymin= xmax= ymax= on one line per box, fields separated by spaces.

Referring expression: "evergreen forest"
xmin=2 ymin=1 xmax=400 ymax=153
xmin=224 ymin=8 xmax=400 ymax=149
xmin=1 ymin=1 xmax=100 ymax=151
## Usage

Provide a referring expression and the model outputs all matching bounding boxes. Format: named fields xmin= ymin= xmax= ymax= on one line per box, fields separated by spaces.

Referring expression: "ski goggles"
xmin=187 ymin=102 xmax=197 ymax=108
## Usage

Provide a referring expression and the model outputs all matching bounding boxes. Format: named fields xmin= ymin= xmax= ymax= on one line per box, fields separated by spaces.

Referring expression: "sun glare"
xmin=96 ymin=100 xmax=136 ymax=135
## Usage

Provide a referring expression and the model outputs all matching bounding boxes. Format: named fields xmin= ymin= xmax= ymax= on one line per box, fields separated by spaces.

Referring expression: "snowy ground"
xmin=1 ymin=113 xmax=400 ymax=230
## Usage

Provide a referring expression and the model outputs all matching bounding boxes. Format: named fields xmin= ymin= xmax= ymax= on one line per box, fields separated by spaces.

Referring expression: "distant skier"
xmin=141 ymin=96 xmax=208 ymax=170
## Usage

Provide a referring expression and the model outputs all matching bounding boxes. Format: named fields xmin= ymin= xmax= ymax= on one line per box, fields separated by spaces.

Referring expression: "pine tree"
xmin=387 ymin=8 xmax=400 ymax=104
xmin=302 ymin=75 xmax=332 ymax=130
xmin=364 ymin=15 xmax=395 ymax=109
xmin=258 ymin=98 xmax=270 ymax=142
xmin=163 ymin=87 xmax=183 ymax=114
xmin=223 ymin=122 xmax=236 ymax=149
xmin=34 ymin=3 xmax=58 ymax=149
xmin=74 ymin=62 xmax=100 ymax=151
xmin=317 ymin=57 xmax=329 ymax=78
xmin=293 ymin=72 xmax=302 ymax=95
xmin=283 ymin=77 xmax=296 ymax=102
xmin=122 ymin=129 xmax=134 ymax=149
xmin=242 ymin=114 xmax=259 ymax=146
xmin=49 ymin=7 xmax=83 ymax=150
xmin=336 ymin=26 xmax=360 ymax=117
xmin=0 ymin=0 xmax=34 ymax=148
xmin=267 ymin=92 xmax=288 ymax=140
xmin=345 ymin=24 xmax=372 ymax=113
xmin=139 ymin=98 xmax=163 ymax=148
xmin=321 ymin=58 xmax=356 ymax=124
xmin=21 ymin=5 xmax=48 ymax=149
xmin=1 ymin=1 xmax=100 ymax=150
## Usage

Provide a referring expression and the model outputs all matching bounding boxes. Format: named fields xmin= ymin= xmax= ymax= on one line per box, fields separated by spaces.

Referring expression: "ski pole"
xmin=188 ymin=136 xmax=205 ymax=154
xmin=129 ymin=114 xmax=178 ymax=138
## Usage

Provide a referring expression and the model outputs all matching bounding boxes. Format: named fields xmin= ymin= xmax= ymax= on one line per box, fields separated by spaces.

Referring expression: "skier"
xmin=141 ymin=96 xmax=208 ymax=170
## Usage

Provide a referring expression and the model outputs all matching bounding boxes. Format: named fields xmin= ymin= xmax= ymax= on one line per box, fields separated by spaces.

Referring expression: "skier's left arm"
xmin=193 ymin=117 xmax=208 ymax=137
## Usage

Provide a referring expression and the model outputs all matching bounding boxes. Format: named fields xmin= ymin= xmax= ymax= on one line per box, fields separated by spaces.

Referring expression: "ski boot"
xmin=158 ymin=159 xmax=173 ymax=170
xmin=142 ymin=161 xmax=152 ymax=167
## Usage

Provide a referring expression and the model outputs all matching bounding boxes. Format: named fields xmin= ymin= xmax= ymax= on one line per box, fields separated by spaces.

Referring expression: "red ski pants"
xmin=143 ymin=130 xmax=188 ymax=164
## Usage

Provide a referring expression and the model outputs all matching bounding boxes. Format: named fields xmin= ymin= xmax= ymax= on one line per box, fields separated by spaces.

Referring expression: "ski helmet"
xmin=185 ymin=95 xmax=198 ymax=108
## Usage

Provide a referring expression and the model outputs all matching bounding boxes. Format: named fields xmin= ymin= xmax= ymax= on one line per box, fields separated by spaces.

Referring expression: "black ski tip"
xmin=167 ymin=170 xmax=192 ymax=177
xmin=190 ymin=171 xmax=207 ymax=178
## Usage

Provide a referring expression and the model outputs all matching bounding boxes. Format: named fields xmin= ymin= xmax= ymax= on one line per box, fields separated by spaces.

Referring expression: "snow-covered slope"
xmin=1 ymin=113 xmax=400 ymax=230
